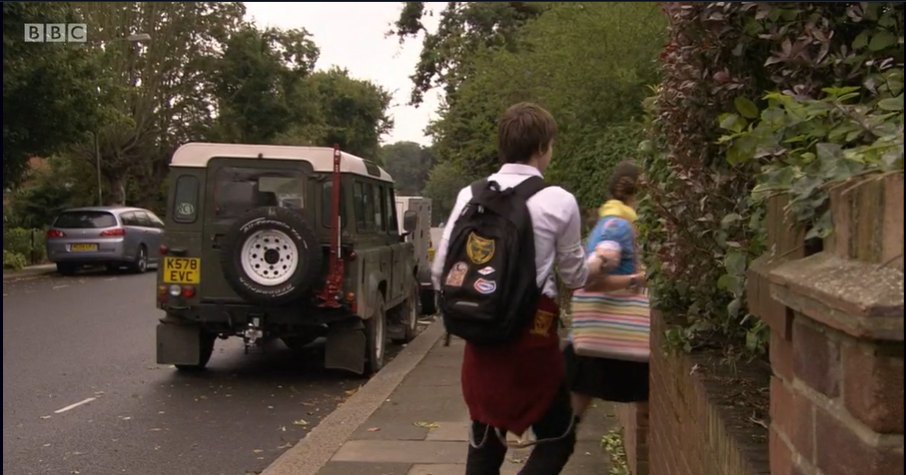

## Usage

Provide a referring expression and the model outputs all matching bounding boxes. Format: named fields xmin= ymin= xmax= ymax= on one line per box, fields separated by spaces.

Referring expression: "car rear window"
xmin=213 ymin=167 xmax=305 ymax=220
xmin=53 ymin=211 xmax=117 ymax=229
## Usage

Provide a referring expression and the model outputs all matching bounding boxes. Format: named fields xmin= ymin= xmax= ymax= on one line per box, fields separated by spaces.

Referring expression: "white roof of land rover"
xmin=170 ymin=142 xmax=393 ymax=181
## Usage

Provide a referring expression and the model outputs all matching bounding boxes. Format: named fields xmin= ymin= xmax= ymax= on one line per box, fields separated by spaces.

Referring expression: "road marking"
xmin=52 ymin=284 xmax=69 ymax=290
xmin=54 ymin=397 xmax=96 ymax=414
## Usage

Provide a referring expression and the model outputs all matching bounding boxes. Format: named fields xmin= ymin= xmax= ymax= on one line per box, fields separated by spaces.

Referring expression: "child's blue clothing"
xmin=585 ymin=217 xmax=636 ymax=276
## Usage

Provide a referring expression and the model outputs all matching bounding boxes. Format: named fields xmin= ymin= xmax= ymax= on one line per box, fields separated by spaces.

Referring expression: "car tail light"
xmin=181 ymin=286 xmax=195 ymax=298
xmin=157 ymin=285 xmax=168 ymax=307
xmin=160 ymin=244 xmax=169 ymax=256
xmin=47 ymin=229 xmax=65 ymax=239
xmin=100 ymin=228 xmax=126 ymax=237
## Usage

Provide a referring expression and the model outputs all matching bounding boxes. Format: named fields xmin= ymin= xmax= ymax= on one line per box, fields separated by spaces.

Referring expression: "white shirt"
xmin=431 ymin=163 xmax=589 ymax=298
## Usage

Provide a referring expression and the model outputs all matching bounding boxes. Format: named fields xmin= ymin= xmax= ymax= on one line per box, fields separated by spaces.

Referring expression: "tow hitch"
xmin=243 ymin=317 xmax=264 ymax=354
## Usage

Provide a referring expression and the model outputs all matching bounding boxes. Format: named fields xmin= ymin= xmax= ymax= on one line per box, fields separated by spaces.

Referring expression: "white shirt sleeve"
xmin=431 ymin=187 xmax=471 ymax=290
xmin=553 ymin=192 xmax=589 ymax=290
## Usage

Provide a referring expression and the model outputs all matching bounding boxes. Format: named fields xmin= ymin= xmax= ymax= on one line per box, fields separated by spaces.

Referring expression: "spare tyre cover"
xmin=220 ymin=207 xmax=322 ymax=305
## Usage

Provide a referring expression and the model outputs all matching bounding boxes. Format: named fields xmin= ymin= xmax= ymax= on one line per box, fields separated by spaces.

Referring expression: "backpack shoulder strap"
xmin=511 ymin=175 xmax=547 ymax=202
xmin=470 ymin=178 xmax=490 ymax=199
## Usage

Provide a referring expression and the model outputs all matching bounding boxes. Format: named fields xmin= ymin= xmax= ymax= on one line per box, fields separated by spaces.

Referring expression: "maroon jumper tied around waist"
xmin=460 ymin=295 xmax=563 ymax=436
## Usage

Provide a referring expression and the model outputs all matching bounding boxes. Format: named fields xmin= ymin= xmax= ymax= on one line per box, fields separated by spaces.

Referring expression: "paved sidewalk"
xmin=314 ymin=329 xmax=617 ymax=475
xmin=2 ymin=263 xmax=56 ymax=281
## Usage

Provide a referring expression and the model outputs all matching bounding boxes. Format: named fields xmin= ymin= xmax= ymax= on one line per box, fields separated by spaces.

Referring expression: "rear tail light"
xmin=100 ymin=228 xmax=126 ymax=237
xmin=181 ymin=286 xmax=196 ymax=298
xmin=47 ymin=229 xmax=65 ymax=239
xmin=157 ymin=285 xmax=168 ymax=307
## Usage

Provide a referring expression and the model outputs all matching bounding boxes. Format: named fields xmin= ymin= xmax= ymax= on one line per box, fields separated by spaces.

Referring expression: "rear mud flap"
xmin=156 ymin=323 xmax=202 ymax=365
xmin=324 ymin=318 xmax=366 ymax=375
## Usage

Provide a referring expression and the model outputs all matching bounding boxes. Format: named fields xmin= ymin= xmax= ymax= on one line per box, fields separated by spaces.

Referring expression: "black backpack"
xmin=439 ymin=176 xmax=546 ymax=345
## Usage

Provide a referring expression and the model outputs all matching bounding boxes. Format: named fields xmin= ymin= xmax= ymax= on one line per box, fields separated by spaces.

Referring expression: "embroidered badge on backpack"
xmin=466 ymin=232 xmax=495 ymax=265
xmin=473 ymin=278 xmax=497 ymax=295
xmin=445 ymin=262 xmax=468 ymax=287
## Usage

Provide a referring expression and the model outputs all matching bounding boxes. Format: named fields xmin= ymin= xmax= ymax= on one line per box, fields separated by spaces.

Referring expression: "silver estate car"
xmin=46 ymin=206 xmax=165 ymax=275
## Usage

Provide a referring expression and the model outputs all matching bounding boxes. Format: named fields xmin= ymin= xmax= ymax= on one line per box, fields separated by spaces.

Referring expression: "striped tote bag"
xmin=570 ymin=288 xmax=650 ymax=362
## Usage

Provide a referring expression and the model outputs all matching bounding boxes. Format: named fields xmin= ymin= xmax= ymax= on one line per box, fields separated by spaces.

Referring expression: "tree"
xmin=391 ymin=2 xmax=551 ymax=106
xmin=68 ymin=2 xmax=246 ymax=206
xmin=2 ymin=2 xmax=106 ymax=190
xmin=378 ymin=141 xmax=436 ymax=195
xmin=211 ymin=28 xmax=392 ymax=160
xmin=212 ymin=26 xmax=320 ymax=144
xmin=417 ymin=2 xmax=666 ymax=211
xmin=422 ymin=159 xmax=475 ymax=225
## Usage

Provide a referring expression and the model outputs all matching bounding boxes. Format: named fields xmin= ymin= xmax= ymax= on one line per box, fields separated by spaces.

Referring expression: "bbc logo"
xmin=24 ymin=23 xmax=87 ymax=43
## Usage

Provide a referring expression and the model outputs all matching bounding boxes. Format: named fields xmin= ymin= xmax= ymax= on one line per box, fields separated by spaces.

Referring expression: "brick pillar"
xmin=750 ymin=174 xmax=905 ymax=475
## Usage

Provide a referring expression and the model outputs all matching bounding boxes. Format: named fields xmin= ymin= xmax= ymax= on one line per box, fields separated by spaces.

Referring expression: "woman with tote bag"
xmin=565 ymin=161 xmax=650 ymax=420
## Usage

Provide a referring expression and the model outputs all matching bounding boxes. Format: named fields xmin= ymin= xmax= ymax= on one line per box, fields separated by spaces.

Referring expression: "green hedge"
xmin=3 ymin=227 xmax=46 ymax=267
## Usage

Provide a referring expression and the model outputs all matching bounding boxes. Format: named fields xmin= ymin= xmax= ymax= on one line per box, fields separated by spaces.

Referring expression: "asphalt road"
xmin=2 ymin=269 xmax=420 ymax=475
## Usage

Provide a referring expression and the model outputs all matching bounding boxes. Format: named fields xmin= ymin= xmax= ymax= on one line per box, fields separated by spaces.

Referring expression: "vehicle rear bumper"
xmin=46 ymin=240 xmax=127 ymax=263
xmin=162 ymin=302 xmax=356 ymax=333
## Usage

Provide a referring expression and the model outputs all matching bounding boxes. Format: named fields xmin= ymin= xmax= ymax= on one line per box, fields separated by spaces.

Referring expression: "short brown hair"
xmin=608 ymin=161 xmax=641 ymax=202
xmin=497 ymin=102 xmax=557 ymax=164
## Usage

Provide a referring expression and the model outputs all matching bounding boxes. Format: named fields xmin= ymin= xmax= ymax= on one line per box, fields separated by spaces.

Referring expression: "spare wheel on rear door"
xmin=220 ymin=207 xmax=322 ymax=305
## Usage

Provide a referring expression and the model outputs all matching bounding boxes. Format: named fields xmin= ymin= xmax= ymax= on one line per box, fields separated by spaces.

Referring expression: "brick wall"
xmin=749 ymin=174 xmax=904 ymax=475
xmin=649 ymin=310 xmax=771 ymax=475
xmin=616 ymin=402 xmax=649 ymax=475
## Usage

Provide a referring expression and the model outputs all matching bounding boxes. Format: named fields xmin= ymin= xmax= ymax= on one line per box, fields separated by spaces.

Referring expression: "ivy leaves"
xmin=719 ymin=79 xmax=905 ymax=239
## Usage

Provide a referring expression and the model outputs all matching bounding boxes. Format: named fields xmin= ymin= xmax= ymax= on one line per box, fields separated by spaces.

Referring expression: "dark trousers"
xmin=465 ymin=384 xmax=576 ymax=475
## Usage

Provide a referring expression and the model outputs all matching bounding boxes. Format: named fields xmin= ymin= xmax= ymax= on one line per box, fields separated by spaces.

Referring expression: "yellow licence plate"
xmin=162 ymin=257 xmax=201 ymax=284
xmin=70 ymin=243 xmax=98 ymax=252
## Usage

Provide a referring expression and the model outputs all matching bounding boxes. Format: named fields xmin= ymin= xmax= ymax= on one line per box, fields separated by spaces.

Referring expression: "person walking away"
xmin=565 ymin=161 xmax=650 ymax=420
xmin=431 ymin=102 xmax=611 ymax=475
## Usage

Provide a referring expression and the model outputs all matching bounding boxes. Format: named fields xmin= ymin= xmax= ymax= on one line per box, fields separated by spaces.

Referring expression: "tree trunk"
xmin=108 ymin=175 xmax=127 ymax=205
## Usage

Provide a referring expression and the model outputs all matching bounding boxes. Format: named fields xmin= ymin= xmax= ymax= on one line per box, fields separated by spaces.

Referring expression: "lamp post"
xmin=95 ymin=33 xmax=150 ymax=206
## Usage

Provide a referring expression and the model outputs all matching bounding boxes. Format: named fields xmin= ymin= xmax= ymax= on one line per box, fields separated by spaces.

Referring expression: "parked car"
xmin=394 ymin=196 xmax=438 ymax=315
xmin=46 ymin=206 xmax=165 ymax=275
xmin=155 ymin=142 xmax=421 ymax=375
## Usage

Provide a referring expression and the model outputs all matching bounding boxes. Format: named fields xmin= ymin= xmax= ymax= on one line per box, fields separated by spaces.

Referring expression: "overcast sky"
xmin=243 ymin=2 xmax=442 ymax=146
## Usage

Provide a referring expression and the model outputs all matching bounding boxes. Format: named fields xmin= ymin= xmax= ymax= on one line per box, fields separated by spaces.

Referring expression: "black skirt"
xmin=563 ymin=342 xmax=649 ymax=402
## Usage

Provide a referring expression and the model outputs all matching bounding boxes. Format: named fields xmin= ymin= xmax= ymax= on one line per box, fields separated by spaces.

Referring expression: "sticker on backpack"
xmin=473 ymin=278 xmax=497 ymax=295
xmin=445 ymin=262 xmax=469 ymax=287
xmin=477 ymin=266 xmax=495 ymax=276
xmin=466 ymin=232 xmax=495 ymax=265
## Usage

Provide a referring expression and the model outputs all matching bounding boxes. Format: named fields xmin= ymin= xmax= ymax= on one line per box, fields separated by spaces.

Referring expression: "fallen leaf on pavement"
xmin=367 ymin=427 xmax=381 ymax=432
xmin=277 ymin=443 xmax=293 ymax=449
xmin=413 ymin=421 xmax=439 ymax=430
xmin=40 ymin=416 xmax=52 ymax=420
xmin=252 ymin=449 xmax=264 ymax=453
xmin=293 ymin=419 xmax=308 ymax=426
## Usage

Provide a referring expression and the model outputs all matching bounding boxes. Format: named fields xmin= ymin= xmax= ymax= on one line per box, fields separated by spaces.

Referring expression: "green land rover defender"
xmin=155 ymin=143 xmax=426 ymax=375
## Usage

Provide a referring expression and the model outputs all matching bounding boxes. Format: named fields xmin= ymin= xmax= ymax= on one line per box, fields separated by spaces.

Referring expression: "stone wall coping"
xmin=767 ymin=252 xmax=904 ymax=342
